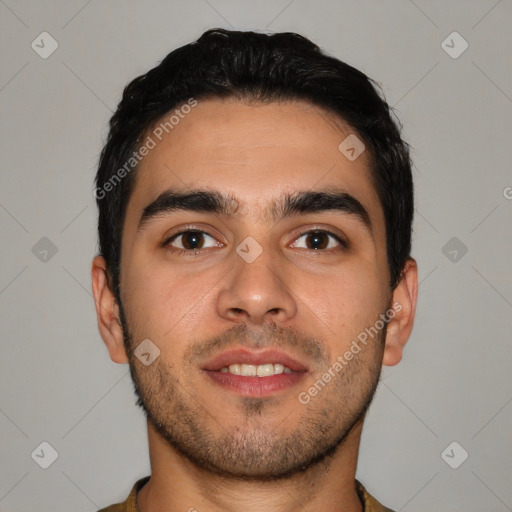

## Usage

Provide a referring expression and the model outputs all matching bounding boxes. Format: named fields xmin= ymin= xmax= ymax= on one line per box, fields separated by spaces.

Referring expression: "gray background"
xmin=1 ymin=0 xmax=511 ymax=511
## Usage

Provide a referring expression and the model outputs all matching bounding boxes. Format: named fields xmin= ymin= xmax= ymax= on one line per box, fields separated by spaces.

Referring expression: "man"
xmin=92 ymin=28 xmax=418 ymax=512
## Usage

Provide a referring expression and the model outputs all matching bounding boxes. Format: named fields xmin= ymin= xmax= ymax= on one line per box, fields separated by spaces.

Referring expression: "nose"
xmin=216 ymin=240 xmax=298 ymax=326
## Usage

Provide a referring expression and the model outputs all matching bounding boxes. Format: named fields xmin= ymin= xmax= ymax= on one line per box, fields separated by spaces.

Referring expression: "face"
xmin=115 ymin=98 xmax=394 ymax=479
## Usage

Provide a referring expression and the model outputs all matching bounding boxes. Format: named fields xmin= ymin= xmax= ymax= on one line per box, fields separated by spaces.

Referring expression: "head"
xmin=92 ymin=29 xmax=418 ymax=480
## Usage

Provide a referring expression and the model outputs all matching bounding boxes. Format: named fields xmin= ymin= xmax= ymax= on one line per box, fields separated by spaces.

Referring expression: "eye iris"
xmin=182 ymin=231 xmax=203 ymax=250
xmin=307 ymin=231 xmax=328 ymax=250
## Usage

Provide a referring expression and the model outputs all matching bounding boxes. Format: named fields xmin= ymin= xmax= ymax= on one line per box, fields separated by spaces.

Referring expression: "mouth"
xmin=219 ymin=363 xmax=293 ymax=377
xmin=201 ymin=348 xmax=309 ymax=397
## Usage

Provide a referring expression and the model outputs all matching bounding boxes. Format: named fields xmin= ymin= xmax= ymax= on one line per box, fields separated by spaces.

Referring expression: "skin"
xmin=92 ymin=98 xmax=418 ymax=512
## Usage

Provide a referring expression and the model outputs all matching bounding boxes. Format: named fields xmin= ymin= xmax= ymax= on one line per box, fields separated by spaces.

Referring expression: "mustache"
xmin=186 ymin=322 xmax=327 ymax=367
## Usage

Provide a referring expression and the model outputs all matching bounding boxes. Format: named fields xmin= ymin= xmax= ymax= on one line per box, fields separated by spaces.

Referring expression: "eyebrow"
xmin=137 ymin=187 xmax=373 ymax=235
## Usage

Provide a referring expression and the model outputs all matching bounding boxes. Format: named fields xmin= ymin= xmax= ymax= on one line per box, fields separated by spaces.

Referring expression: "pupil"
xmin=183 ymin=231 xmax=202 ymax=249
xmin=308 ymin=232 xmax=327 ymax=250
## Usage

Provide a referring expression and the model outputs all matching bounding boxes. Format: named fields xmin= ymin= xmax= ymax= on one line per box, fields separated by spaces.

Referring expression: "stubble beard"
xmin=118 ymin=300 xmax=386 ymax=482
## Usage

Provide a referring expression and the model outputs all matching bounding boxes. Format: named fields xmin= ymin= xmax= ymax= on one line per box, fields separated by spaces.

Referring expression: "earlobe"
xmin=91 ymin=255 xmax=129 ymax=364
xmin=382 ymin=258 xmax=418 ymax=366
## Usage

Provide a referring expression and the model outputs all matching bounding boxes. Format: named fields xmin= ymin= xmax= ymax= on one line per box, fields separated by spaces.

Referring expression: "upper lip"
xmin=201 ymin=348 xmax=309 ymax=372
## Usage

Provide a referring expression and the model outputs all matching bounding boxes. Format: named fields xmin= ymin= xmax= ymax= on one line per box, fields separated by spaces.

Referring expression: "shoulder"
xmin=97 ymin=476 xmax=150 ymax=512
xmin=355 ymin=479 xmax=396 ymax=512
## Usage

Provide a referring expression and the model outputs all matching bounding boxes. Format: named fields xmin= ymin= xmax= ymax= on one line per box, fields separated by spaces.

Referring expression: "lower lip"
xmin=202 ymin=370 xmax=307 ymax=397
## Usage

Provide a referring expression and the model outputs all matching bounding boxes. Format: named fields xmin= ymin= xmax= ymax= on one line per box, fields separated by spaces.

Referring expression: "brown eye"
xmin=305 ymin=231 xmax=329 ymax=250
xmin=291 ymin=230 xmax=346 ymax=251
xmin=166 ymin=230 xmax=218 ymax=251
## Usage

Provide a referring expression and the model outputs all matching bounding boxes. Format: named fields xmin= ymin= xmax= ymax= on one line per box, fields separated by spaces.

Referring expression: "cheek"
xmin=122 ymin=259 xmax=217 ymax=340
xmin=302 ymin=266 xmax=385 ymax=345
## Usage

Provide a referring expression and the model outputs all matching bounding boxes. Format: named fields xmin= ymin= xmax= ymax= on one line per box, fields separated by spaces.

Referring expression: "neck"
xmin=137 ymin=419 xmax=364 ymax=512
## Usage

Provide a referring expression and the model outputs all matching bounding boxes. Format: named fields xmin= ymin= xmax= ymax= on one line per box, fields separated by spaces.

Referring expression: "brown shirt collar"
xmin=98 ymin=476 xmax=395 ymax=512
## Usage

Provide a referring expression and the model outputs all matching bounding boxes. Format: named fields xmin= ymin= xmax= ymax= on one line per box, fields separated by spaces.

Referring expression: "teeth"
xmin=241 ymin=364 xmax=256 ymax=377
xmin=219 ymin=363 xmax=293 ymax=377
xmin=257 ymin=364 xmax=274 ymax=377
xmin=273 ymin=364 xmax=284 ymax=375
xmin=229 ymin=364 xmax=241 ymax=375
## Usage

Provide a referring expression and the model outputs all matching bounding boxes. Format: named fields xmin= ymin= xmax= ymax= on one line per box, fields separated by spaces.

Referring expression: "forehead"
xmin=125 ymin=98 xmax=384 ymax=234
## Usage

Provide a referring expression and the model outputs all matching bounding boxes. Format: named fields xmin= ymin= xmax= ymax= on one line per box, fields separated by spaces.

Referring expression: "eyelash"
xmin=162 ymin=228 xmax=348 ymax=256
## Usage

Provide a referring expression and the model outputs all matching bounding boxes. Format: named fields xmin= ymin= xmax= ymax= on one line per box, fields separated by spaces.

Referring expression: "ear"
xmin=382 ymin=258 xmax=418 ymax=366
xmin=91 ymin=255 xmax=128 ymax=364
